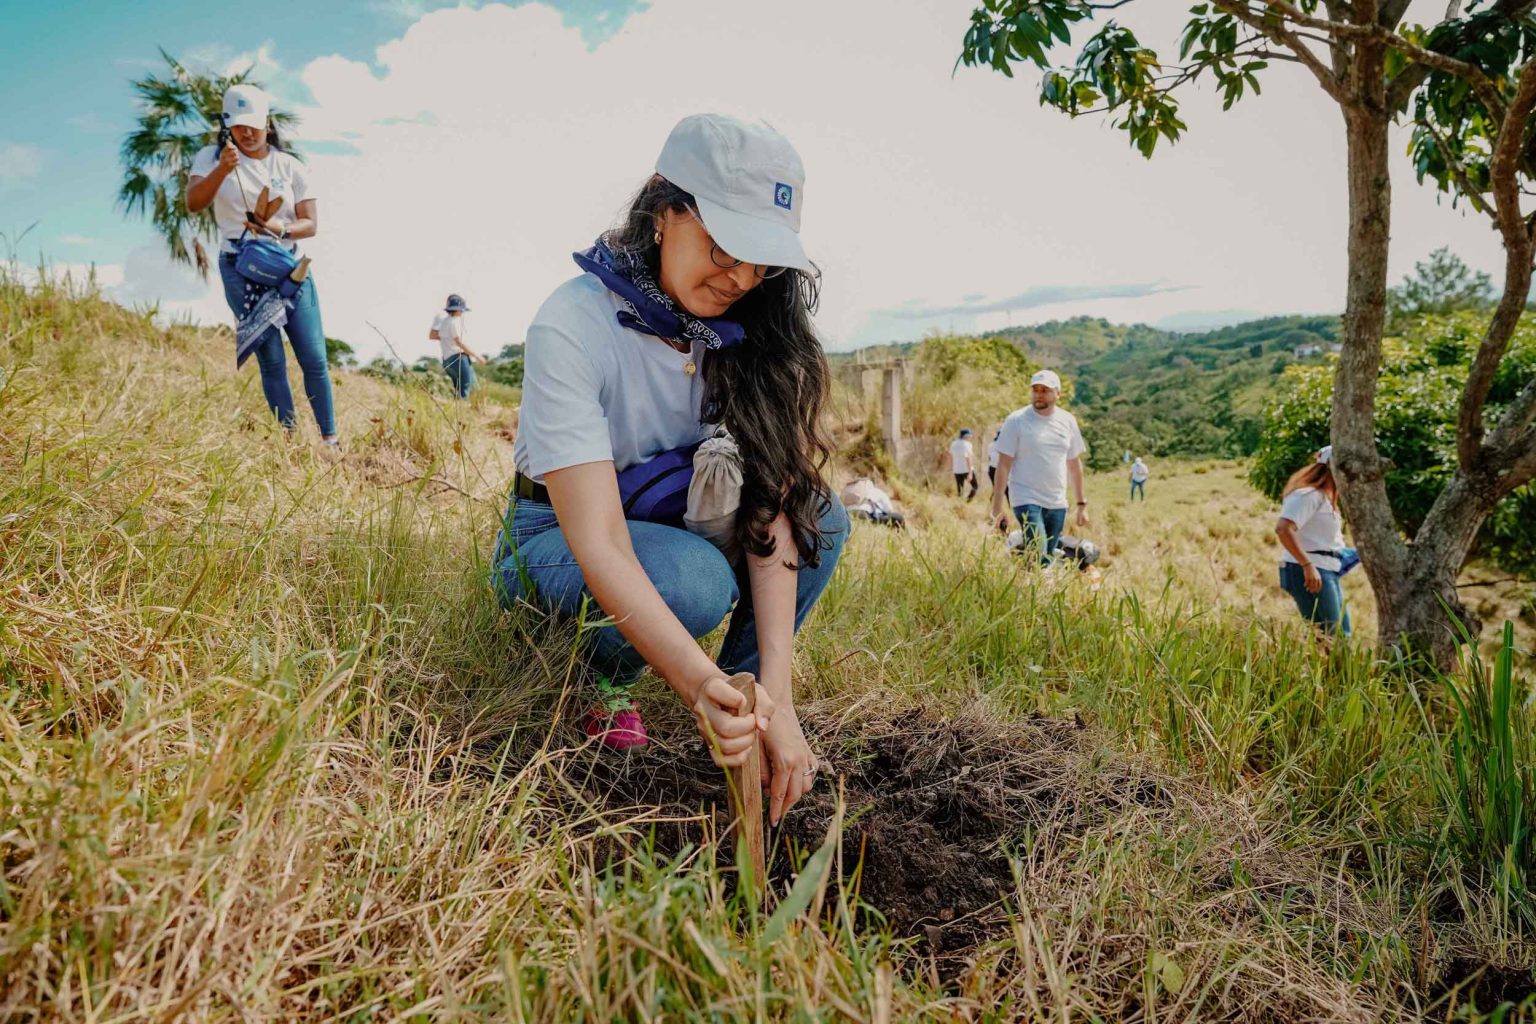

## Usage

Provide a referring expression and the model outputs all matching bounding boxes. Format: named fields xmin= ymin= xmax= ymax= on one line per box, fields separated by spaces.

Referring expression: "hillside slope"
xmin=840 ymin=314 xmax=1341 ymax=461
xmin=3 ymin=276 xmax=1533 ymax=1021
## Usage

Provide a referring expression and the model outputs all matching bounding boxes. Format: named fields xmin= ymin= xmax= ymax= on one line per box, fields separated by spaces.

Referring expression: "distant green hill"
xmin=1067 ymin=315 xmax=1339 ymax=465
xmin=840 ymin=314 xmax=1341 ymax=466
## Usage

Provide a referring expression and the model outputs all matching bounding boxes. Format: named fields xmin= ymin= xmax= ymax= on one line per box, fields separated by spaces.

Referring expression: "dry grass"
xmin=3 ymin=274 xmax=1535 ymax=1021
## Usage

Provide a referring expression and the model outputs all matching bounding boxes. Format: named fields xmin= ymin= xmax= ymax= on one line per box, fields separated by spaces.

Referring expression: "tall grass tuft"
xmin=1437 ymin=623 xmax=1536 ymax=928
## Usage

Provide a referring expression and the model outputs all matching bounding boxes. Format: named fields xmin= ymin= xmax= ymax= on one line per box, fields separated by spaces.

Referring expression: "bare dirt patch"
xmin=565 ymin=704 xmax=1168 ymax=958
xmin=552 ymin=699 xmax=1398 ymax=1018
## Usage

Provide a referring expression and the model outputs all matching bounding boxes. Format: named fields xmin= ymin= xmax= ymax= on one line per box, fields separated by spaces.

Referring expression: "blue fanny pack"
xmin=233 ymin=236 xmax=302 ymax=299
xmin=1306 ymin=547 xmax=1361 ymax=575
xmin=617 ymin=442 xmax=701 ymax=525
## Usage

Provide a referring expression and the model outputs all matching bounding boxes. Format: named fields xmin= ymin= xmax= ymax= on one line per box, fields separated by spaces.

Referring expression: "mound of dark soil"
xmin=561 ymin=704 xmax=1171 ymax=962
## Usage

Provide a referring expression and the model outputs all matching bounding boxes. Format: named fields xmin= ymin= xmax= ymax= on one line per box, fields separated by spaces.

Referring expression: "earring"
xmin=653 ymin=230 xmax=662 ymax=245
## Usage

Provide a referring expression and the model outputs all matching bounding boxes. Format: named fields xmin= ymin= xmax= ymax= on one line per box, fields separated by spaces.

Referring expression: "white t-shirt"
xmin=995 ymin=405 xmax=1087 ymax=509
xmin=949 ymin=438 xmax=975 ymax=474
xmin=987 ymin=440 xmax=1000 ymax=469
xmin=189 ymin=144 xmax=312 ymax=255
xmin=433 ymin=313 xmax=466 ymax=360
xmin=1278 ymin=486 xmax=1345 ymax=573
xmin=1130 ymin=459 xmax=1149 ymax=482
xmin=514 ymin=273 xmax=712 ymax=483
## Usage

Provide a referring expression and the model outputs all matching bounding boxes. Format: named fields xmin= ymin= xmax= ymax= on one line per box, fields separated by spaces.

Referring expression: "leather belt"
xmin=513 ymin=472 xmax=551 ymax=505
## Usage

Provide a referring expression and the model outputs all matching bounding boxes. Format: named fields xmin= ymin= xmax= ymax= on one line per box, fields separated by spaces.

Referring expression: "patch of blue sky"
xmin=0 ymin=1 xmax=646 ymax=265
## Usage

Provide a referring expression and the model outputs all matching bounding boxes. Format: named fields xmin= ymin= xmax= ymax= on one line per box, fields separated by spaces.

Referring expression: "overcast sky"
xmin=0 ymin=0 xmax=1504 ymax=360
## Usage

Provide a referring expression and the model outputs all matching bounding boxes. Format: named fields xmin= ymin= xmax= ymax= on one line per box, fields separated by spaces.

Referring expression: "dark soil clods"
xmin=565 ymin=705 xmax=1167 ymax=960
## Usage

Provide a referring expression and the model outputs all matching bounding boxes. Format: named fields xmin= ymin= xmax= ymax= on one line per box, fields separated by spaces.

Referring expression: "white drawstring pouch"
xmin=685 ymin=429 xmax=744 ymax=564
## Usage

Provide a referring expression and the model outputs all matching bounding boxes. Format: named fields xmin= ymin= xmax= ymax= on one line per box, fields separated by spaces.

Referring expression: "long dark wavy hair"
xmin=606 ymin=175 xmax=835 ymax=567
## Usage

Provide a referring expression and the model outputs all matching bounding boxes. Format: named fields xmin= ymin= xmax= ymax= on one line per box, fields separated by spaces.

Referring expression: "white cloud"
xmin=4 ymin=260 xmax=124 ymax=292
xmin=108 ymin=245 xmax=234 ymax=325
xmin=59 ymin=234 xmax=102 ymax=246
xmin=126 ymin=0 xmax=1510 ymax=359
xmin=0 ymin=143 xmax=44 ymax=190
xmin=6 ymin=250 xmax=230 ymax=331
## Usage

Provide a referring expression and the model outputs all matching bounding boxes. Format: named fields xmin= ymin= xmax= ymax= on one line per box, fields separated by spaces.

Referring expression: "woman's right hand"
xmin=1302 ymin=562 xmax=1322 ymax=593
xmin=691 ymin=675 xmax=773 ymax=768
xmin=218 ymin=141 xmax=240 ymax=175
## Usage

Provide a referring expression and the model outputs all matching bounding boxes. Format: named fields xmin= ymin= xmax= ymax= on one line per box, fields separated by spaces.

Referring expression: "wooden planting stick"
xmin=724 ymin=671 xmax=766 ymax=903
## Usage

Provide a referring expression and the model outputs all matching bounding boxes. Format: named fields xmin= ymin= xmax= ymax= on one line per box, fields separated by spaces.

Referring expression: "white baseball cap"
xmin=1317 ymin=445 xmax=1333 ymax=465
xmin=655 ymin=113 xmax=813 ymax=273
xmin=1030 ymin=369 xmax=1062 ymax=391
xmin=222 ymin=84 xmax=270 ymax=131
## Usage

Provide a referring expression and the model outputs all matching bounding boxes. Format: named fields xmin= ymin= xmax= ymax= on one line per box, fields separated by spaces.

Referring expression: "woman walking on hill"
xmin=494 ymin=114 xmax=845 ymax=826
xmin=430 ymin=294 xmax=486 ymax=399
xmin=1274 ymin=446 xmax=1352 ymax=638
xmin=186 ymin=85 xmax=337 ymax=447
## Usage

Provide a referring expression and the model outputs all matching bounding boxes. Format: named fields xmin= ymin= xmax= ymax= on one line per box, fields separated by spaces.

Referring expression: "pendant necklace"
xmin=662 ymin=336 xmax=696 ymax=376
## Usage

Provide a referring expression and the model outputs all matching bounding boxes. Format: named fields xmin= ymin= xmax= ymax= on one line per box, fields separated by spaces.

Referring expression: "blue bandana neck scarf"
xmin=235 ymin=280 xmax=292 ymax=368
xmin=573 ymin=239 xmax=745 ymax=351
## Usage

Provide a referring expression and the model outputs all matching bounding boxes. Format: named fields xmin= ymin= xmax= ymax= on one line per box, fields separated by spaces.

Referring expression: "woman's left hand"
xmin=760 ymin=703 xmax=817 ymax=825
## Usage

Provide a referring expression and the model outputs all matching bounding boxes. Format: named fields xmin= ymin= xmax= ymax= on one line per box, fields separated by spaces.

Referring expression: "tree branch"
xmin=1421 ymin=117 xmax=1493 ymax=216
xmin=1486 ymin=377 xmax=1536 ymax=475
xmin=1384 ymin=1 xmax=1534 ymax=111
xmin=1213 ymin=0 xmax=1351 ymax=105
xmin=1457 ymin=58 xmax=1536 ymax=470
xmin=1486 ymin=421 xmax=1536 ymax=496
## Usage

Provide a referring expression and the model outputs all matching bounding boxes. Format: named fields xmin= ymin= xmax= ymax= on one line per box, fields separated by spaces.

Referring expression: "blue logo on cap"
xmin=774 ymin=183 xmax=792 ymax=210
xmin=236 ymin=97 xmax=248 ymax=109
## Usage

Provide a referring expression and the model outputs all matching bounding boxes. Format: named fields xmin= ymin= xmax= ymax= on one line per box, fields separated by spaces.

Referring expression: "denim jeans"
xmin=1013 ymin=503 xmax=1068 ymax=564
xmin=1278 ymin=562 xmax=1352 ymax=636
xmin=217 ymin=256 xmax=336 ymax=436
xmin=1130 ymin=479 xmax=1145 ymax=501
xmin=443 ymin=354 xmax=475 ymax=399
xmin=493 ymin=496 xmax=849 ymax=686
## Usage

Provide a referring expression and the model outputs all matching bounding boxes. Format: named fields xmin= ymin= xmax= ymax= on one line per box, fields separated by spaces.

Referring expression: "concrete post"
xmin=881 ymin=366 xmax=903 ymax=462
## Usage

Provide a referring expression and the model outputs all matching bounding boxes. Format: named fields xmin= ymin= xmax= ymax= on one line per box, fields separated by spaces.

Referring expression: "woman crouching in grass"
xmin=494 ymin=114 xmax=845 ymax=825
xmin=1274 ymin=445 xmax=1352 ymax=639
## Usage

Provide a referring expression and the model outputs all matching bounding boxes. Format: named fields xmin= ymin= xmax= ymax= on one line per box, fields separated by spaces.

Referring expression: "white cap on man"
xmin=222 ymin=84 xmax=270 ymax=130
xmin=655 ymin=113 xmax=814 ymax=273
xmin=1030 ymin=369 xmax=1062 ymax=391
xmin=1317 ymin=445 xmax=1334 ymax=465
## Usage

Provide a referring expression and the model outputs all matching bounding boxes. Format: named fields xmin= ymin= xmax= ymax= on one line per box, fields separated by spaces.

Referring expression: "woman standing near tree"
xmin=494 ymin=114 xmax=845 ymax=826
xmin=1274 ymin=446 xmax=1352 ymax=638
xmin=186 ymin=84 xmax=337 ymax=448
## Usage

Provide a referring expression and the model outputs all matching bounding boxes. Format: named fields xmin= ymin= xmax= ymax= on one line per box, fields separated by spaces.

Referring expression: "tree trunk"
xmin=1377 ymin=472 xmax=1490 ymax=668
xmin=1331 ymin=56 xmax=1478 ymax=671
xmin=1333 ymin=95 xmax=1406 ymax=625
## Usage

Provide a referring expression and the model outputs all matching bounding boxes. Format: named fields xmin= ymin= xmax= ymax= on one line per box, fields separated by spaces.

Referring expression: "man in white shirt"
xmin=949 ymin=428 xmax=978 ymax=500
xmin=989 ymin=369 xmax=1089 ymax=563
xmin=1130 ymin=456 xmax=1149 ymax=501
xmin=429 ymin=293 xmax=486 ymax=399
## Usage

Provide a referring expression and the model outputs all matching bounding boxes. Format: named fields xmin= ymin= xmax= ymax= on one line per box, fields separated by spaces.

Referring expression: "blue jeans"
xmin=1278 ymin=562 xmax=1352 ymax=636
xmin=1130 ymin=480 xmax=1145 ymax=501
xmin=493 ymin=496 xmax=849 ymax=686
xmin=1013 ymin=503 xmax=1067 ymax=564
xmin=217 ymin=256 xmax=336 ymax=436
xmin=443 ymin=354 xmax=475 ymax=399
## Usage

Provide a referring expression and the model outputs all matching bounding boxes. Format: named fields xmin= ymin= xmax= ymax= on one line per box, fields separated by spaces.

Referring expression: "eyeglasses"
xmin=708 ymin=242 xmax=789 ymax=279
xmin=691 ymin=210 xmax=789 ymax=279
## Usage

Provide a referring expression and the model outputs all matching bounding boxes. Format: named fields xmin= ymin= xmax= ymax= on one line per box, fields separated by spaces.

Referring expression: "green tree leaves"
xmin=1250 ymin=311 xmax=1536 ymax=573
